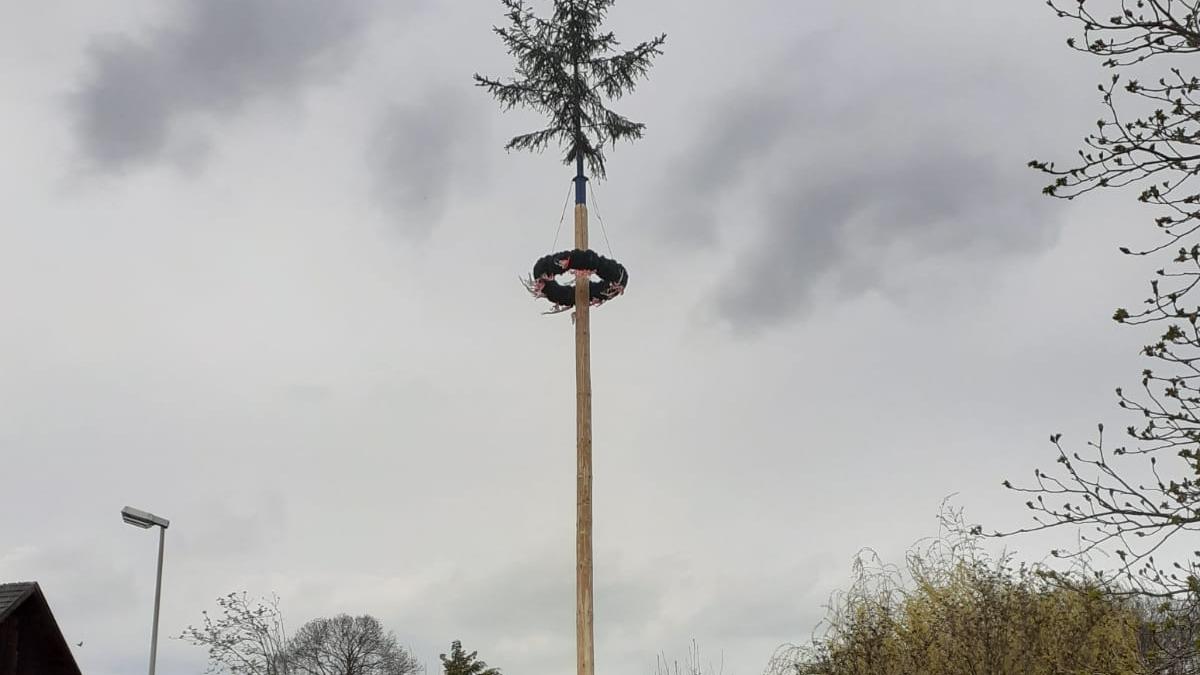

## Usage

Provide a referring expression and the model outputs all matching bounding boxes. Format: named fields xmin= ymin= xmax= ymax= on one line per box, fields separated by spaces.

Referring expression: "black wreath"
xmin=524 ymin=249 xmax=628 ymax=312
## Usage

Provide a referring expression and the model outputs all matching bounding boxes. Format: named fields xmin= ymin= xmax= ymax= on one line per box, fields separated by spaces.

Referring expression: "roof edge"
xmin=0 ymin=582 xmax=38 ymax=623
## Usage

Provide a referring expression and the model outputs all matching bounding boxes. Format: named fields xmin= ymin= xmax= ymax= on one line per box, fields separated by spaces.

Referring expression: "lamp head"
xmin=121 ymin=506 xmax=169 ymax=529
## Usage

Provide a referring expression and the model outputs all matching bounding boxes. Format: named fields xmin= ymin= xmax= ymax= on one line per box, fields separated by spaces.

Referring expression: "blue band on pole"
xmin=575 ymin=175 xmax=587 ymax=205
xmin=575 ymin=154 xmax=587 ymax=205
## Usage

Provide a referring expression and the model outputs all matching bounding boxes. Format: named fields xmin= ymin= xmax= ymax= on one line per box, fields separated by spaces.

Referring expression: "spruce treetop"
xmin=473 ymin=0 xmax=666 ymax=178
xmin=440 ymin=640 xmax=501 ymax=675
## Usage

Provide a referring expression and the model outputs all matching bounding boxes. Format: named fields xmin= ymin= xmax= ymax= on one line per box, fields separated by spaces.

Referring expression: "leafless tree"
xmin=994 ymin=0 xmax=1200 ymax=603
xmin=288 ymin=614 xmax=422 ymax=675
xmin=182 ymin=594 xmax=420 ymax=675
xmin=180 ymin=592 xmax=291 ymax=675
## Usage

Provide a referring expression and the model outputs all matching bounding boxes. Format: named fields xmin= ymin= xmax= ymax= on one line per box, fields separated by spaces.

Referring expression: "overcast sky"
xmin=0 ymin=1 xmax=1161 ymax=674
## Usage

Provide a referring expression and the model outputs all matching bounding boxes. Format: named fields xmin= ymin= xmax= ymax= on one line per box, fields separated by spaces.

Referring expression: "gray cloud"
xmin=71 ymin=0 xmax=371 ymax=168
xmin=715 ymin=141 xmax=1050 ymax=326
xmin=0 ymin=542 xmax=139 ymax=623
xmin=654 ymin=26 xmax=1067 ymax=330
xmin=368 ymin=87 xmax=488 ymax=237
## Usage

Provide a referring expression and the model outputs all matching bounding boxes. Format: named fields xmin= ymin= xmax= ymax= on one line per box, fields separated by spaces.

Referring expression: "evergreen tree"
xmin=439 ymin=640 xmax=501 ymax=675
xmin=473 ymin=0 xmax=666 ymax=178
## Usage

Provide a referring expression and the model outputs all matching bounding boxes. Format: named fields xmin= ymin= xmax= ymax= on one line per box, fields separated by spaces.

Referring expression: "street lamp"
xmin=121 ymin=506 xmax=169 ymax=675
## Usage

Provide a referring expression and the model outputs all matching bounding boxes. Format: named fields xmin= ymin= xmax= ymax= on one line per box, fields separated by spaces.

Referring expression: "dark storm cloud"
xmin=72 ymin=0 xmax=370 ymax=168
xmin=656 ymin=31 xmax=1066 ymax=328
xmin=368 ymin=87 xmax=487 ymax=236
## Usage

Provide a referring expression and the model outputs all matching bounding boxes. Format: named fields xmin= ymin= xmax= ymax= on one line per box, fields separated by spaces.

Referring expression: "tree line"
xmin=180 ymin=592 xmax=498 ymax=675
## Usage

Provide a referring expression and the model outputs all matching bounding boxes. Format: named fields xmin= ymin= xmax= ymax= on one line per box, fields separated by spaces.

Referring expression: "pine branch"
xmin=475 ymin=0 xmax=665 ymax=178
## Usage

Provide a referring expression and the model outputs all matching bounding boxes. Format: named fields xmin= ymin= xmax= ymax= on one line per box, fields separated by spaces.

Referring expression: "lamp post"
xmin=121 ymin=505 xmax=169 ymax=675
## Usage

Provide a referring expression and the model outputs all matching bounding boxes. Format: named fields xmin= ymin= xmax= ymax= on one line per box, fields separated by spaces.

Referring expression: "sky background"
xmin=0 ymin=1 xmax=1165 ymax=674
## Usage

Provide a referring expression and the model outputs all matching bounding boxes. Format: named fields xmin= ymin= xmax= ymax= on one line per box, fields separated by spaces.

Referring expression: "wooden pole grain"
xmin=573 ymin=162 xmax=595 ymax=675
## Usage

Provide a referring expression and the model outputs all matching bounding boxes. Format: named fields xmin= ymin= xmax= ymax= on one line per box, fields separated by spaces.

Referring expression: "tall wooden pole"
xmin=573 ymin=154 xmax=595 ymax=675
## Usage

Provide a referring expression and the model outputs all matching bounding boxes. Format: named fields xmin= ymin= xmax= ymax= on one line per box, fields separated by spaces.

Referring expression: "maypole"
xmin=474 ymin=3 xmax=665 ymax=675
xmin=572 ymin=150 xmax=594 ymax=675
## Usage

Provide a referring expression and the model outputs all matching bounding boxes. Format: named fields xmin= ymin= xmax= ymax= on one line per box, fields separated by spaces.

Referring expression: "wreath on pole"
xmin=522 ymin=249 xmax=628 ymax=313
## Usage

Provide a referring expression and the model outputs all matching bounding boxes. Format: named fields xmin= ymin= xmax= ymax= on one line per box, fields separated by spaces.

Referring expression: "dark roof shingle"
xmin=0 ymin=582 xmax=38 ymax=622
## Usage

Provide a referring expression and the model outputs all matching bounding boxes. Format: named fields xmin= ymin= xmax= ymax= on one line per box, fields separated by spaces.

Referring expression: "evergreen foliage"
xmin=439 ymin=640 xmax=501 ymax=675
xmin=473 ymin=0 xmax=666 ymax=177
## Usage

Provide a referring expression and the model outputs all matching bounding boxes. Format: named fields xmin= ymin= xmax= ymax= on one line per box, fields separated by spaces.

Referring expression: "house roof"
xmin=0 ymin=581 xmax=82 ymax=675
xmin=0 ymin=582 xmax=37 ymax=623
